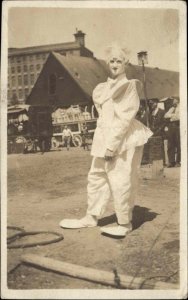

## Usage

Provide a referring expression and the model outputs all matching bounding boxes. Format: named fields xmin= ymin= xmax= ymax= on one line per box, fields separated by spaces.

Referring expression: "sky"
xmin=8 ymin=6 xmax=179 ymax=71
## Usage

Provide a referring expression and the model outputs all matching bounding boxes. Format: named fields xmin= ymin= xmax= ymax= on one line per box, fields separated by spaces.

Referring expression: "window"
xmin=36 ymin=54 xmax=41 ymax=59
xmin=48 ymin=73 xmax=57 ymax=95
xmin=16 ymin=57 xmax=21 ymax=63
xmin=29 ymin=55 xmax=33 ymax=61
xmin=36 ymin=64 xmax=40 ymax=70
xmin=11 ymin=67 xmax=15 ymax=74
xmin=18 ymin=89 xmax=23 ymax=99
xmin=18 ymin=75 xmax=22 ymax=86
xmin=12 ymin=76 xmax=16 ymax=87
xmin=10 ymin=57 xmax=15 ymax=63
xmin=25 ymin=88 xmax=29 ymax=97
xmin=42 ymin=53 xmax=46 ymax=60
xmin=30 ymin=65 xmax=34 ymax=72
xmin=11 ymin=92 xmax=18 ymax=104
xmin=23 ymin=65 xmax=28 ymax=72
xmin=17 ymin=65 xmax=21 ymax=73
xmin=23 ymin=56 xmax=27 ymax=62
xmin=24 ymin=75 xmax=28 ymax=85
xmin=30 ymin=74 xmax=35 ymax=85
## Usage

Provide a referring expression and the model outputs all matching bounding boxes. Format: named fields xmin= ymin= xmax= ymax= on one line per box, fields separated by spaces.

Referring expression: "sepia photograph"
xmin=1 ymin=0 xmax=187 ymax=299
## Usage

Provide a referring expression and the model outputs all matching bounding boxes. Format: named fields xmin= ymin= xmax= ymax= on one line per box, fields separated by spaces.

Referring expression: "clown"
xmin=59 ymin=45 xmax=153 ymax=237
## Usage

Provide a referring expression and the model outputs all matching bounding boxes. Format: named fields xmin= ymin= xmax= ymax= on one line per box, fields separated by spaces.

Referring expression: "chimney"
xmin=74 ymin=29 xmax=86 ymax=47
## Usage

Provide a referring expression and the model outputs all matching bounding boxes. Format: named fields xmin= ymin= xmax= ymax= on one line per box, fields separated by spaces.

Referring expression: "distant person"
xmin=59 ymin=45 xmax=153 ymax=238
xmin=8 ymin=123 xmax=17 ymax=136
xmin=164 ymin=98 xmax=181 ymax=167
xmin=62 ymin=126 xmax=72 ymax=151
xmin=161 ymin=99 xmax=174 ymax=166
xmin=136 ymin=102 xmax=148 ymax=126
xmin=38 ymin=129 xmax=51 ymax=154
xmin=81 ymin=124 xmax=89 ymax=151
xmin=149 ymin=98 xmax=167 ymax=165
xmin=23 ymin=138 xmax=36 ymax=154
xmin=17 ymin=122 xmax=24 ymax=133
xmin=149 ymin=99 xmax=165 ymax=136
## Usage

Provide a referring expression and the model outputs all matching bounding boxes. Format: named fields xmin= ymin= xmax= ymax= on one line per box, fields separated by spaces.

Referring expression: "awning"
xmin=8 ymin=108 xmax=26 ymax=114
xmin=160 ymin=96 xmax=179 ymax=102
xmin=8 ymin=105 xmax=30 ymax=114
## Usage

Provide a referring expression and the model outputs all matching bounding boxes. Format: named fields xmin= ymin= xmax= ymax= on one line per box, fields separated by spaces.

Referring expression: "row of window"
xmin=9 ymin=73 xmax=39 ymax=87
xmin=10 ymin=63 xmax=42 ymax=74
xmin=8 ymin=49 xmax=79 ymax=66
xmin=9 ymin=53 xmax=48 ymax=63
xmin=60 ymin=50 xmax=77 ymax=56
xmin=8 ymin=72 xmax=57 ymax=99
xmin=8 ymin=87 xmax=31 ymax=100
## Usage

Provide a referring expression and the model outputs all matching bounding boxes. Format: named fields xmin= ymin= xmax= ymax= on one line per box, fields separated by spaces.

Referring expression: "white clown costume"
xmin=86 ymin=74 xmax=153 ymax=225
xmin=60 ymin=73 xmax=153 ymax=236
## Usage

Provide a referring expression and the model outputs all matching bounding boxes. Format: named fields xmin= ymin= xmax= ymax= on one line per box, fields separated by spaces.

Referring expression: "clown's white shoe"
xmin=59 ymin=215 xmax=98 ymax=229
xmin=100 ymin=224 xmax=132 ymax=237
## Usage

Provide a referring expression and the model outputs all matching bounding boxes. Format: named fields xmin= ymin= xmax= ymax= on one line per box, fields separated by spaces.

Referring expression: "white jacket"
xmin=164 ymin=104 xmax=180 ymax=122
xmin=91 ymin=74 xmax=153 ymax=157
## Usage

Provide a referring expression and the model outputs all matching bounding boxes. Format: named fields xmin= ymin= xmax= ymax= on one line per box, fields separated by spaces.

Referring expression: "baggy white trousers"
xmin=86 ymin=146 xmax=144 ymax=224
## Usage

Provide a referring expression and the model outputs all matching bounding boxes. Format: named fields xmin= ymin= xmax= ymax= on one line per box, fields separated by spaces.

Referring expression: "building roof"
xmin=27 ymin=52 xmax=179 ymax=107
xmin=52 ymin=52 xmax=109 ymax=98
xmin=52 ymin=53 xmax=179 ymax=100
xmin=8 ymin=41 xmax=84 ymax=56
xmin=125 ymin=63 xmax=179 ymax=99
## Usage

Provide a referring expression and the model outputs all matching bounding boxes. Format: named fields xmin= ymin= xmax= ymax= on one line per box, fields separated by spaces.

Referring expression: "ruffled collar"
xmin=93 ymin=74 xmax=129 ymax=105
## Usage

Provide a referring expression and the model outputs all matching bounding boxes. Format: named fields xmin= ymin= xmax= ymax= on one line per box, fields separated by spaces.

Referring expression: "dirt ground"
xmin=6 ymin=147 xmax=180 ymax=290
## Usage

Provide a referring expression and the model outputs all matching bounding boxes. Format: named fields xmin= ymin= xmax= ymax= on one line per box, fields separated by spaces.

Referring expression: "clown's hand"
xmin=104 ymin=149 xmax=114 ymax=161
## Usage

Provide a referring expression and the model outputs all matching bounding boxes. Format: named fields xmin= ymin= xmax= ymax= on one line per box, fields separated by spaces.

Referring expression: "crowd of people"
xmin=136 ymin=97 xmax=181 ymax=167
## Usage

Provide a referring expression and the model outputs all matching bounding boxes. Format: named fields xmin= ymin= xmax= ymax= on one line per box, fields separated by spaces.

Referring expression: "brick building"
xmin=8 ymin=30 xmax=93 ymax=105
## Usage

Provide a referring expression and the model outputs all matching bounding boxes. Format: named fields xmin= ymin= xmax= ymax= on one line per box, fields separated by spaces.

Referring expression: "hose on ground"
xmin=7 ymin=226 xmax=64 ymax=249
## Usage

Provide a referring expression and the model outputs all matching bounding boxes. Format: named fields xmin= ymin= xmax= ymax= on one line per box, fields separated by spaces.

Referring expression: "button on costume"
xmin=86 ymin=74 xmax=153 ymax=225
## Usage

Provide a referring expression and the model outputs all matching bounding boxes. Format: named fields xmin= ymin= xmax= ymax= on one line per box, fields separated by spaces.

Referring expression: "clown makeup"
xmin=108 ymin=56 xmax=126 ymax=79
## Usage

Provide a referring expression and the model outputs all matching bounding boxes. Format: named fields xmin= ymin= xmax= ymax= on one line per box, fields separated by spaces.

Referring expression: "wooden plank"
xmin=21 ymin=254 xmax=178 ymax=290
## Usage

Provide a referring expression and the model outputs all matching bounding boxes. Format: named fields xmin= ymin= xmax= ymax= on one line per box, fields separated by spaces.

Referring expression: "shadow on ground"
xmin=98 ymin=205 xmax=159 ymax=231
xmin=132 ymin=205 xmax=159 ymax=230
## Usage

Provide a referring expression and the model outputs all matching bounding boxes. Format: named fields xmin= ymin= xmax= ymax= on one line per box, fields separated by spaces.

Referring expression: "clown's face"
xmin=108 ymin=56 xmax=126 ymax=79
